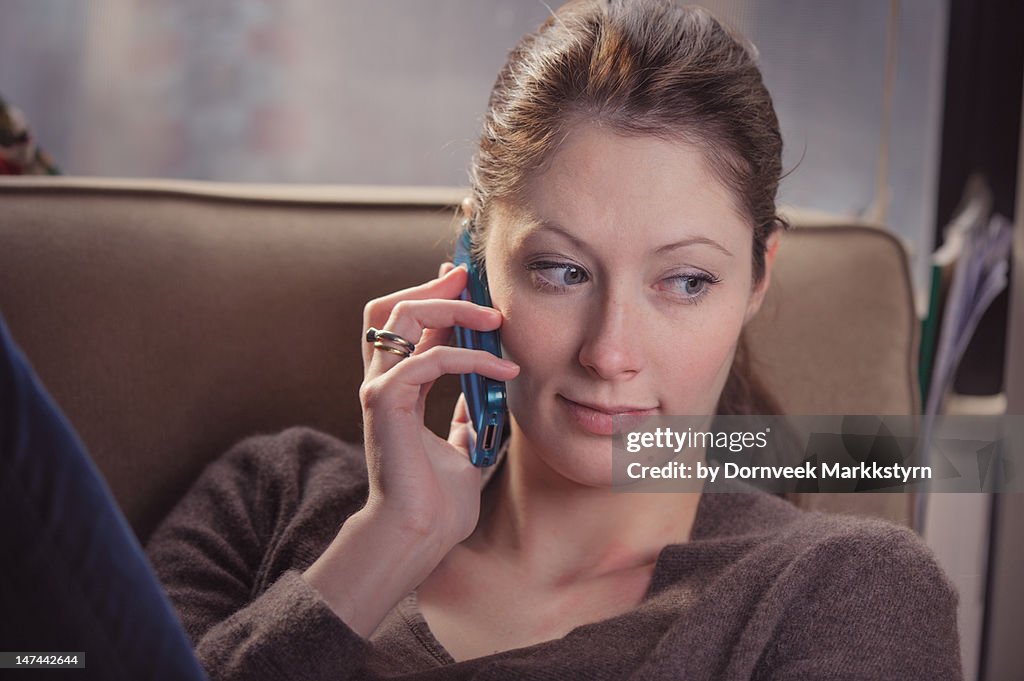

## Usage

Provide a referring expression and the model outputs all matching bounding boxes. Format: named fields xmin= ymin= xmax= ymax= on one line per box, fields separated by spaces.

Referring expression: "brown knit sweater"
xmin=145 ymin=427 xmax=963 ymax=680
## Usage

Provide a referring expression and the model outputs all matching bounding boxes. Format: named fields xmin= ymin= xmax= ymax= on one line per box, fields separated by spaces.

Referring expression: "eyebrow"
xmin=521 ymin=219 xmax=734 ymax=258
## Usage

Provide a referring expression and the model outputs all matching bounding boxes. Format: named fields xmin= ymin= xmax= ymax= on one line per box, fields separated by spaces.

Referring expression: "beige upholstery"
xmin=0 ymin=177 xmax=919 ymax=541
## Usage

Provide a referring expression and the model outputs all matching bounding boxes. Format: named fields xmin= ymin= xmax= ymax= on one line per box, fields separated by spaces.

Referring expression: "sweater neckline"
xmin=397 ymin=591 xmax=458 ymax=666
xmin=398 ymin=543 xmax=688 ymax=669
xmin=400 ymin=477 xmax=779 ymax=667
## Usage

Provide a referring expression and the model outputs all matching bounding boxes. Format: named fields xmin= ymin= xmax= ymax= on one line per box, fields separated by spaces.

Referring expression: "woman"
xmin=145 ymin=1 xmax=962 ymax=679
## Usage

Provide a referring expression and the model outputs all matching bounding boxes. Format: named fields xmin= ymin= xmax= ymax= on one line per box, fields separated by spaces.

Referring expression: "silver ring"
xmin=373 ymin=341 xmax=412 ymax=358
xmin=365 ymin=327 xmax=416 ymax=358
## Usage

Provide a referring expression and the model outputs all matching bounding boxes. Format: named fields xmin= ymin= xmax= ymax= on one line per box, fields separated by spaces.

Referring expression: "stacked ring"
xmin=365 ymin=327 xmax=416 ymax=359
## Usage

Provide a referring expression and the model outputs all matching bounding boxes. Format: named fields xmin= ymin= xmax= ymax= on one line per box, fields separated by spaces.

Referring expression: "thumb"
xmin=447 ymin=393 xmax=477 ymax=456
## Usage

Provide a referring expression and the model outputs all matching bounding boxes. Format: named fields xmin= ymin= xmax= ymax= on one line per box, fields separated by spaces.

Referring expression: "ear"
xmin=744 ymin=229 xmax=781 ymax=324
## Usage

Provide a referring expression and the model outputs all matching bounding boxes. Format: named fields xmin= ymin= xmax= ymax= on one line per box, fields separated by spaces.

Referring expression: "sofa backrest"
xmin=0 ymin=177 xmax=919 ymax=540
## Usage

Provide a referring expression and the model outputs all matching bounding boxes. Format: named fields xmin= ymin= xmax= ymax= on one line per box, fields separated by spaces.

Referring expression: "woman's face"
xmin=482 ymin=123 xmax=776 ymax=487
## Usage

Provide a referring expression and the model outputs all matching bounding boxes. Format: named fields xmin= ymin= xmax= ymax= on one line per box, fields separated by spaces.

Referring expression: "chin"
xmin=508 ymin=409 xmax=616 ymax=488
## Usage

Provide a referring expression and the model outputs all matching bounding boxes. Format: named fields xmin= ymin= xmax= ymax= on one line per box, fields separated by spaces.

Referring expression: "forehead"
xmin=500 ymin=123 xmax=751 ymax=253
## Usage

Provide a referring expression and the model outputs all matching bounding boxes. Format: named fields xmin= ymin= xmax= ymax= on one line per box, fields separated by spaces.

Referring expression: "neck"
xmin=465 ymin=432 xmax=702 ymax=589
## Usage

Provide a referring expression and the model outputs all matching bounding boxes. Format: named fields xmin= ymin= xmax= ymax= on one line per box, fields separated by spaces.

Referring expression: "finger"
xmin=438 ymin=261 xmax=456 ymax=278
xmin=452 ymin=391 xmax=471 ymax=425
xmin=367 ymin=299 xmax=503 ymax=379
xmin=365 ymin=264 xmax=467 ymax=330
xmin=367 ymin=346 xmax=519 ymax=411
xmin=361 ymin=265 xmax=468 ymax=372
xmin=447 ymin=393 xmax=477 ymax=457
xmin=404 ymin=348 xmax=518 ymax=390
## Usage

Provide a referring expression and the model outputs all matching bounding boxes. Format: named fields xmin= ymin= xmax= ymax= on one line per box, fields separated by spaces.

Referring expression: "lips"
xmin=558 ymin=395 xmax=657 ymax=436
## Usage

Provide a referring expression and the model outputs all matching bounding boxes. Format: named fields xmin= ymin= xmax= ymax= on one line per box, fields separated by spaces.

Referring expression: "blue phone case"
xmin=452 ymin=225 xmax=507 ymax=467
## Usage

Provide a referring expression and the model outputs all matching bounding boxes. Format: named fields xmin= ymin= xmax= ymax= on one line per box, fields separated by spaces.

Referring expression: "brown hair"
xmin=463 ymin=0 xmax=788 ymax=415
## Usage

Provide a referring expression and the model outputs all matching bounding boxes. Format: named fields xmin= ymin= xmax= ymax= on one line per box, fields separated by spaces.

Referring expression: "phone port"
xmin=482 ymin=423 xmax=497 ymax=451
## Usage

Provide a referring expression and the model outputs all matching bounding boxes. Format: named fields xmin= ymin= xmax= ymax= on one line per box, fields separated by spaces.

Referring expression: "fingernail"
xmin=499 ymin=359 xmax=519 ymax=370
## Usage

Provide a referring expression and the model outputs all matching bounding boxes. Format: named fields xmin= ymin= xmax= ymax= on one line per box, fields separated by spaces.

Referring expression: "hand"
xmin=302 ymin=239 xmax=517 ymax=637
xmin=358 ymin=261 xmax=519 ymax=554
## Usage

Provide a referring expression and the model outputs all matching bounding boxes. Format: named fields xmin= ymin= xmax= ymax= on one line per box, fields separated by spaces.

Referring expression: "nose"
xmin=577 ymin=288 xmax=645 ymax=380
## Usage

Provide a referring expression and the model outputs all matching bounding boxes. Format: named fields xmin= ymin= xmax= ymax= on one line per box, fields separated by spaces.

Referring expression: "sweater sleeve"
xmin=756 ymin=522 xmax=963 ymax=681
xmin=189 ymin=569 xmax=371 ymax=680
xmin=145 ymin=428 xmax=374 ymax=681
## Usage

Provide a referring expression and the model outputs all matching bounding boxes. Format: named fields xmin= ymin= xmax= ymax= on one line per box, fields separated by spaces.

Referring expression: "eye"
xmin=663 ymin=273 xmax=719 ymax=302
xmin=525 ymin=261 xmax=590 ymax=292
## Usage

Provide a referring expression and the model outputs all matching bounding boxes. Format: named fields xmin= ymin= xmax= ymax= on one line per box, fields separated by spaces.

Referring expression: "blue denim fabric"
xmin=0 ymin=315 xmax=208 ymax=681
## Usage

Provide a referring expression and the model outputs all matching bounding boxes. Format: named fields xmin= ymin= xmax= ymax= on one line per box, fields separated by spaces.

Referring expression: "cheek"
xmin=499 ymin=317 xmax=539 ymax=421
xmin=493 ymin=284 xmax=569 ymax=381
xmin=653 ymin=297 xmax=747 ymax=412
xmin=487 ymin=269 xmax=580 ymax=422
xmin=686 ymin=331 xmax=737 ymax=386
xmin=655 ymin=339 xmax=733 ymax=413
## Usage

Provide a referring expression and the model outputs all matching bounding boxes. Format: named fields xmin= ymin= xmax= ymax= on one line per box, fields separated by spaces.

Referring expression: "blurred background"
xmin=1 ymin=1 xmax=1022 ymax=678
xmin=0 ymin=0 xmax=953 ymax=306
xmin=4 ymin=0 xmax=1020 ymax=390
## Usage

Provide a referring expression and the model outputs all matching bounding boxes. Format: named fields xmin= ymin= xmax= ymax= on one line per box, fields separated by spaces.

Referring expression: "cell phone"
xmin=452 ymin=221 xmax=508 ymax=467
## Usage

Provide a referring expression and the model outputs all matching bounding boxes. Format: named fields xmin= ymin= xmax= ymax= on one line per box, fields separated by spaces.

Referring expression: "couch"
xmin=0 ymin=177 xmax=920 ymax=542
